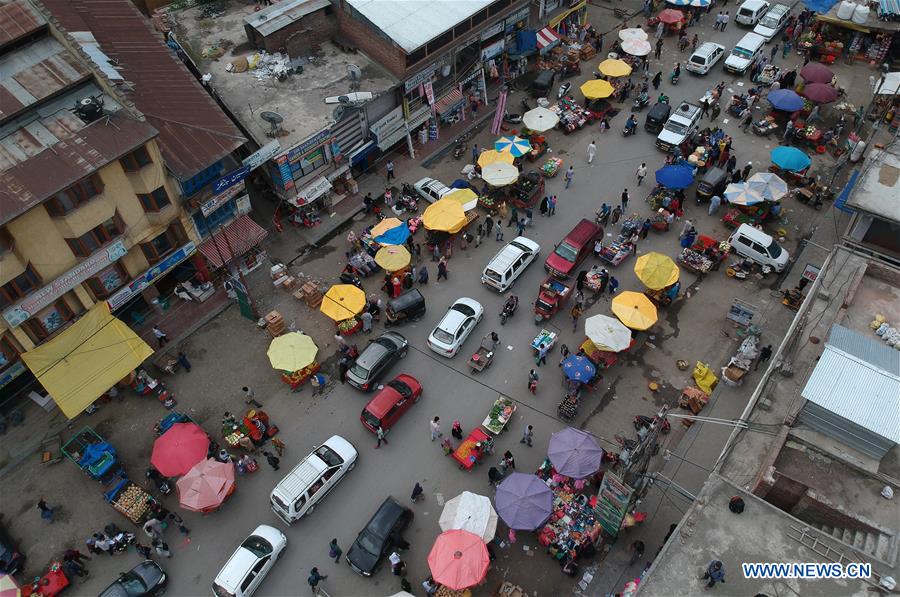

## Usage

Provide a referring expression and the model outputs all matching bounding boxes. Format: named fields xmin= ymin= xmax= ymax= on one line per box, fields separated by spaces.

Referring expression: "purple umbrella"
xmin=800 ymin=62 xmax=833 ymax=84
xmin=548 ymin=428 xmax=604 ymax=479
xmin=801 ymin=83 xmax=839 ymax=104
xmin=495 ymin=473 xmax=553 ymax=530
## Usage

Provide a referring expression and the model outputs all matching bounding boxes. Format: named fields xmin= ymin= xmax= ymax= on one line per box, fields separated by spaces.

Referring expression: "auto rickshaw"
xmin=534 ymin=275 xmax=572 ymax=323
xmin=385 ymin=289 xmax=426 ymax=326
xmin=644 ymin=102 xmax=671 ymax=134
xmin=531 ymin=69 xmax=556 ymax=98
xmin=695 ymin=166 xmax=728 ymax=204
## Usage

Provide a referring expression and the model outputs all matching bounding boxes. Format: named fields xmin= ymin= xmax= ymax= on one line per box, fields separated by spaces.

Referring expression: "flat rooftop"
xmin=171 ymin=0 xmax=397 ymax=150
xmin=846 ymin=143 xmax=900 ymax=223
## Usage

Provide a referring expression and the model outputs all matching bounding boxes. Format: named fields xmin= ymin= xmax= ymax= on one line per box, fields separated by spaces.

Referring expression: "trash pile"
xmin=225 ymin=51 xmax=291 ymax=80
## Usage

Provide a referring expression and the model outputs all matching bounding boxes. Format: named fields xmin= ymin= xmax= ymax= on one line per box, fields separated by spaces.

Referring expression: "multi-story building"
xmin=0 ymin=0 xmax=246 ymax=408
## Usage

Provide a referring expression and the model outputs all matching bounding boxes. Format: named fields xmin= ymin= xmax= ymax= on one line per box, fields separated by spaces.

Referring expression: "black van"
xmin=531 ymin=70 xmax=556 ymax=97
xmin=696 ymin=167 xmax=729 ymax=203
xmin=644 ymin=102 xmax=671 ymax=134
xmin=385 ymin=289 xmax=426 ymax=326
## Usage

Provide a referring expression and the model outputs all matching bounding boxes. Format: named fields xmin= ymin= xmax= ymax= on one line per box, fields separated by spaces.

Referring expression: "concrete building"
xmin=0 ymin=0 xmax=245 ymax=409
xmin=841 ymin=142 xmax=900 ymax=264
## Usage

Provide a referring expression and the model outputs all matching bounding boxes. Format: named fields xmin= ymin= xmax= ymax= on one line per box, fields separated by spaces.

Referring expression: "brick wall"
xmin=247 ymin=10 xmax=337 ymax=55
xmin=790 ymin=489 xmax=880 ymax=534
xmin=336 ymin=10 xmax=406 ymax=78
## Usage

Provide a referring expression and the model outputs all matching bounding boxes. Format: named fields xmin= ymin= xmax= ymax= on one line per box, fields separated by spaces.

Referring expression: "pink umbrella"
xmin=151 ymin=422 xmax=210 ymax=477
xmin=176 ymin=458 xmax=235 ymax=512
xmin=427 ymin=530 xmax=489 ymax=590
xmin=801 ymin=83 xmax=839 ymax=104
xmin=0 ymin=574 xmax=21 ymax=597
xmin=800 ymin=62 xmax=833 ymax=84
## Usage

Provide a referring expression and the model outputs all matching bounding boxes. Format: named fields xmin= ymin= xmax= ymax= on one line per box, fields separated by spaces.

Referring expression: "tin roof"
xmin=244 ymin=0 xmax=330 ymax=37
xmin=828 ymin=324 xmax=900 ymax=376
xmin=42 ymin=0 xmax=246 ymax=180
xmin=0 ymin=0 xmax=45 ymax=48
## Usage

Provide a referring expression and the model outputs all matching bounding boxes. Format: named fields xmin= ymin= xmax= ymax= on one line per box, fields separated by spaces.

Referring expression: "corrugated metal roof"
xmin=43 ymin=0 xmax=246 ymax=180
xmin=245 ymin=0 xmax=330 ymax=37
xmin=801 ymin=336 xmax=900 ymax=444
xmin=828 ymin=324 xmax=900 ymax=376
xmin=0 ymin=0 xmax=45 ymax=48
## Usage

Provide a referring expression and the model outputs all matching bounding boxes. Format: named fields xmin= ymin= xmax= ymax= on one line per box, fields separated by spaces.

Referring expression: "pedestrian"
xmin=475 ymin=224 xmax=483 ymax=247
xmin=636 ymin=163 xmax=647 ymax=185
xmin=361 ymin=310 xmax=373 ymax=334
xmin=652 ymin=71 xmax=662 ymax=89
xmin=708 ymin=195 xmax=722 ymax=216
xmin=527 ymin=369 xmax=539 ymax=394
xmin=611 ymin=206 xmax=622 ymax=224
xmin=431 ymin=243 xmax=440 ymax=261
xmin=152 ymin=325 xmax=168 ymax=348
xmin=655 ymin=21 xmax=664 ymax=39
xmin=401 ymin=578 xmax=413 ymax=593
xmin=807 ymin=105 xmax=821 ymax=124
xmin=721 ymin=11 xmax=729 ymax=31
xmin=64 ymin=549 xmax=91 ymax=565
xmin=308 ymin=567 xmax=328 ymax=593
xmin=548 ymin=195 xmax=557 ymax=216
xmin=558 ymin=343 xmax=570 ymax=366
xmin=570 ymin=304 xmax=583 ymax=332
xmin=176 ymin=351 xmax=192 ymax=372
xmin=701 ymin=560 xmax=725 ymax=588
xmin=621 ymin=188 xmax=630 ymax=211
xmin=714 ymin=11 xmax=723 ymax=30
xmin=386 ymin=160 xmax=395 ymax=181
xmin=488 ymin=466 xmax=504 ymax=485
xmin=782 ymin=39 xmax=791 ymax=58
xmin=169 ymin=511 xmax=190 ymax=535
xmin=411 ymin=481 xmax=425 ymax=502
xmin=587 ymin=140 xmax=597 ymax=164
xmin=640 ymin=218 xmax=651 ymax=239
xmin=524 ymin=208 xmax=533 ymax=227
xmin=680 ymin=219 xmax=695 ymax=239
xmin=241 ymin=386 xmax=263 ymax=408
xmin=328 ymin=539 xmax=342 ymax=563
xmin=375 ymin=425 xmax=388 ymax=448
xmin=423 ymin=577 xmax=439 ymax=596
xmin=152 ymin=538 xmax=171 ymax=558
xmin=756 ymin=344 xmax=773 ymax=370
xmin=503 ymin=450 xmax=516 ymax=470
xmin=725 ymin=154 xmax=737 ymax=173
xmin=608 ymin=276 xmax=619 ymax=295
xmin=770 ymin=43 xmax=778 ymax=61
xmin=418 ymin=265 xmax=429 ymax=285
xmin=62 ymin=559 xmax=86 ymax=579
xmin=134 ymin=543 xmax=152 ymax=559
xmin=516 ymin=218 xmax=526 ymax=237
xmin=471 ymin=144 xmax=479 ymax=165
xmin=451 ymin=420 xmax=464 ymax=439
xmin=741 ymin=109 xmax=753 ymax=133
xmin=564 ymin=165 xmax=575 ymax=189
xmin=629 ymin=540 xmax=646 ymax=565
xmin=507 ymin=205 xmax=518 ymax=227
xmin=494 ymin=220 xmax=504 ymax=241
xmin=93 ymin=533 xmax=113 ymax=556
xmin=700 ymin=98 xmax=710 ymax=118
xmin=654 ymin=38 xmax=663 ymax=59
xmin=536 ymin=342 xmax=550 ymax=366
xmin=389 ymin=551 xmax=405 ymax=576
xmin=742 ymin=162 xmax=752 ymax=181
xmin=521 ymin=424 xmax=534 ymax=447
xmin=430 ymin=416 xmax=442 ymax=441
xmin=263 ymin=451 xmax=280 ymax=471
xmin=437 ymin=257 xmax=448 ymax=281
xmin=37 ymin=498 xmax=54 ymax=523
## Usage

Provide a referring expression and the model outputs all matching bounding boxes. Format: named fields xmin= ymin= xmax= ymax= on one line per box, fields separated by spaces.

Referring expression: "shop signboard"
xmin=595 ymin=471 xmax=633 ymax=537
xmin=506 ymin=6 xmax=530 ymax=28
xmin=211 ymin=165 xmax=251 ymax=195
xmin=286 ymin=128 xmax=333 ymax=162
xmin=275 ymin=155 xmax=294 ymax=191
xmin=201 ymin=181 xmax=246 ymax=217
xmin=242 ymin=140 xmax=282 ymax=171
xmin=405 ymin=63 xmax=437 ymax=92
xmin=423 ymin=81 xmax=435 ymax=106
xmin=370 ymin=107 xmax=405 ymax=141
xmin=107 ymin=242 xmax=197 ymax=312
xmin=481 ymin=38 xmax=505 ymax=61
xmin=3 ymin=239 xmax=127 ymax=327
xmin=295 ymin=176 xmax=331 ymax=206
xmin=801 ymin=263 xmax=820 ymax=284
xmin=0 ymin=360 xmax=27 ymax=390
xmin=480 ymin=21 xmax=504 ymax=41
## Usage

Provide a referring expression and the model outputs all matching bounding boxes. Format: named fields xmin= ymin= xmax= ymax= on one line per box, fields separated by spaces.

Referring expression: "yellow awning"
xmin=21 ymin=302 xmax=153 ymax=419
xmin=815 ymin=14 xmax=869 ymax=32
xmin=550 ymin=0 xmax=586 ymax=27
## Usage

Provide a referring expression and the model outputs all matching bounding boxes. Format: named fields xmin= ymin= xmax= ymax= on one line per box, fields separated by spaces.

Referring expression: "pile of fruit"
xmin=281 ymin=362 xmax=321 ymax=386
xmin=337 ymin=317 xmax=360 ymax=335
xmin=113 ymin=483 xmax=151 ymax=522
xmin=477 ymin=194 xmax=497 ymax=210
xmin=486 ymin=398 xmax=515 ymax=432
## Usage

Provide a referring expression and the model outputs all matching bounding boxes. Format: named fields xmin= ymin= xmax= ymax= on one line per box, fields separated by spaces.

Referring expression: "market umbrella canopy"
xmin=422 ymin=198 xmax=467 ymax=233
xmin=598 ymin=58 xmax=632 ymax=77
xmin=802 ymin=82 xmax=839 ymax=104
xmin=267 ymin=332 xmax=318 ymax=371
xmin=548 ymin=427 xmax=604 ymax=479
xmin=374 ymin=222 xmax=410 ymax=245
xmin=320 ymin=284 xmax=366 ymax=321
xmin=477 ymin=149 xmax=515 ymax=168
xmin=427 ymin=530 xmax=489 ymax=590
xmin=622 ymin=39 xmax=652 ymax=56
xmin=0 ymin=574 xmax=20 ymax=597
xmin=561 ymin=355 xmax=596 ymax=382
xmin=584 ymin=314 xmax=632 ymax=352
xmin=439 ymin=491 xmax=498 ymax=543
xmin=611 ymin=291 xmax=658 ymax=330
xmin=658 ymin=8 xmax=685 ymax=22
xmin=767 ymin=89 xmax=805 ymax=112
xmin=151 ymin=422 xmax=210 ymax=477
xmin=655 ymin=164 xmax=695 ymax=189
xmin=495 ymin=473 xmax=553 ymax=530
xmin=724 ymin=182 xmax=765 ymax=206
xmin=634 ymin=252 xmax=680 ymax=290
xmin=618 ymin=27 xmax=648 ymax=41
xmin=443 ymin=188 xmax=479 ymax=212
xmin=580 ymin=79 xmax=615 ymax=100
xmin=771 ymin=146 xmax=812 ymax=172
xmin=375 ymin=245 xmax=411 ymax=272
xmin=800 ymin=62 xmax=834 ymax=84
xmin=481 ymin=162 xmax=520 ymax=186
xmin=746 ymin=172 xmax=788 ymax=201
xmin=494 ymin=135 xmax=532 ymax=157
xmin=370 ymin=217 xmax=404 ymax=238
xmin=522 ymin=107 xmax=560 ymax=132
xmin=176 ymin=458 xmax=235 ymax=512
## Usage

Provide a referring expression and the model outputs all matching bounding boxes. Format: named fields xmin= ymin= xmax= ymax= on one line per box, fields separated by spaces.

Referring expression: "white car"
xmin=427 ymin=298 xmax=484 ymax=357
xmin=685 ymin=42 xmax=725 ymax=75
xmin=213 ymin=525 xmax=286 ymax=597
xmin=413 ymin=177 xmax=453 ymax=203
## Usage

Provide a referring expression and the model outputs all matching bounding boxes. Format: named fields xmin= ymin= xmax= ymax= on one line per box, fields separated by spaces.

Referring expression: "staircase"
xmin=807 ymin=521 xmax=897 ymax=566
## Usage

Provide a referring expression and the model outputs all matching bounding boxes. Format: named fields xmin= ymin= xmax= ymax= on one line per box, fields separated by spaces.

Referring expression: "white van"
xmin=685 ymin=42 xmax=726 ymax=75
xmin=212 ymin=525 xmax=286 ymax=597
xmin=736 ymin=0 xmax=770 ymax=25
xmin=481 ymin=236 xmax=541 ymax=291
xmin=728 ymin=224 xmax=789 ymax=272
xmin=724 ymin=32 xmax=767 ymax=74
xmin=754 ymin=4 xmax=791 ymax=41
xmin=270 ymin=435 xmax=358 ymax=524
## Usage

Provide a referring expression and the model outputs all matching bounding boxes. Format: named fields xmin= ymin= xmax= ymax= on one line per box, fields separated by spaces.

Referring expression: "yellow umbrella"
xmin=267 ymin=332 xmax=318 ymax=371
xmin=320 ymin=284 xmax=366 ymax=321
xmin=444 ymin=188 xmax=478 ymax=212
xmin=634 ymin=252 xmax=680 ymax=290
xmin=611 ymin=291 xmax=658 ymax=330
xmin=370 ymin=217 xmax=404 ymax=238
xmin=422 ymin=198 xmax=467 ymax=233
xmin=375 ymin=245 xmax=411 ymax=272
xmin=478 ymin=149 xmax=515 ymax=168
xmin=598 ymin=59 xmax=632 ymax=78
xmin=580 ymin=79 xmax=615 ymax=100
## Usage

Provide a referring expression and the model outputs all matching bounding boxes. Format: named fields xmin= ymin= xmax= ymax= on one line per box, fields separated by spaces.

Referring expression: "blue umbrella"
xmin=767 ymin=89 xmax=805 ymax=112
xmin=561 ymin=355 xmax=596 ymax=382
xmin=771 ymin=146 xmax=811 ymax=172
xmin=374 ymin=222 xmax=410 ymax=245
xmin=655 ymin=165 xmax=695 ymax=189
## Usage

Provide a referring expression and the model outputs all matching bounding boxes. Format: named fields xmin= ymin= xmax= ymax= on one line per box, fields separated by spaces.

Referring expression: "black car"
xmin=345 ymin=331 xmax=408 ymax=391
xmin=0 ymin=524 xmax=24 ymax=575
xmin=346 ymin=497 xmax=413 ymax=576
xmin=99 ymin=560 xmax=167 ymax=597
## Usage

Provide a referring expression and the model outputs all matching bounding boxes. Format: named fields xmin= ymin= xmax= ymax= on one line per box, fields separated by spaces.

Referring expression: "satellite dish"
xmin=347 ymin=64 xmax=362 ymax=91
xmin=261 ymin=111 xmax=284 ymax=138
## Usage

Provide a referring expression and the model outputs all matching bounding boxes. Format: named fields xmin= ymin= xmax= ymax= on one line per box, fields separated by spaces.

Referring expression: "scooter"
xmin=633 ymin=414 xmax=671 ymax=434
xmin=632 ymin=94 xmax=650 ymax=110
xmin=146 ymin=467 xmax=172 ymax=495
xmin=557 ymin=82 xmax=571 ymax=99
xmin=339 ymin=271 xmax=363 ymax=289
xmin=452 ymin=138 xmax=467 ymax=160
xmin=623 ymin=123 xmax=637 ymax=137
xmin=500 ymin=295 xmax=519 ymax=325
xmin=503 ymin=110 xmax=523 ymax=124
xmin=104 ymin=524 xmax=136 ymax=553
xmin=670 ymin=72 xmax=680 ymax=85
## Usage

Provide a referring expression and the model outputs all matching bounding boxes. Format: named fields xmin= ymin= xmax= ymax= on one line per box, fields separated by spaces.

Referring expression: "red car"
xmin=360 ymin=374 xmax=422 ymax=433
xmin=544 ymin=218 xmax=603 ymax=278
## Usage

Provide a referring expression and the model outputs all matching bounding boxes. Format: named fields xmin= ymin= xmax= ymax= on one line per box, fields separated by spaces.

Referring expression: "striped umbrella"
xmin=622 ymin=39 xmax=652 ymax=56
xmin=495 ymin=136 xmax=531 ymax=158
xmin=724 ymin=182 xmax=765 ymax=206
xmin=746 ymin=172 xmax=788 ymax=201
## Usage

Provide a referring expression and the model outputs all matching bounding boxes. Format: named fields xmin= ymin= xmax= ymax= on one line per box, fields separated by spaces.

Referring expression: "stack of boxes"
xmin=265 ymin=310 xmax=285 ymax=337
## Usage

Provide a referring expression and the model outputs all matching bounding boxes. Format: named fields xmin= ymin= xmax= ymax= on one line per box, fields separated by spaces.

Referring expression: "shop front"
xmin=107 ymin=241 xmax=200 ymax=318
xmin=811 ymin=11 xmax=897 ymax=65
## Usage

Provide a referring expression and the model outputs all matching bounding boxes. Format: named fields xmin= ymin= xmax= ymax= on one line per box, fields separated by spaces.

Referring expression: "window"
xmin=137 ymin=187 xmax=171 ymax=212
xmin=405 ymin=47 xmax=426 ymax=67
xmin=489 ymin=0 xmax=512 ymax=15
xmin=471 ymin=7 xmax=488 ymax=25
xmin=426 ymin=30 xmax=454 ymax=55
xmin=45 ymin=174 xmax=104 ymax=216
xmin=0 ymin=334 xmax=20 ymax=371
xmin=119 ymin=146 xmax=152 ymax=172
xmin=287 ymin=147 xmax=327 ymax=179
xmin=0 ymin=228 xmax=12 ymax=253
xmin=141 ymin=222 xmax=187 ymax=264
xmin=0 ymin=264 xmax=41 ymax=308
xmin=65 ymin=213 xmax=126 ymax=258
xmin=23 ymin=298 xmax=75 ymax=341
xmin=86 ymin=263 xmax=129 ymax=300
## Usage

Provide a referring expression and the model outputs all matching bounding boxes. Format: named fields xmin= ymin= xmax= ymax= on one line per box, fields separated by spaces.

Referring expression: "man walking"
xmin=516 ymin=218 xmax=526 ymax=237
xmin=756 ymin=345 xmax=773 ymax=370
xmin=742 ymin=162 xmax=753 ymax=181
xmin=520 ymin=424 xmax=534 ymax=447
xmin=241 ymin=386 xmax=263 ymax=408
xmin=472 ymin=144 xmax=479 ymax=165
xmin=621 ymin=188 xmax=630 ymax=211
xmin=437 ymin=257 xmax=449 ymax=281
xmin=570 ymin=304 xmax=583 ymax=332
xmin=308 ymin=568 xmax=328 ymax=594
xmin=548 ymin=195 xmax=557 ymax=217
xmin=152 ymin=325 xmax=168 ymax=348
xmin=636 ymin=163 xmax=647 ymax=186
xmin=721 ymin=11 xmax=729 ymax=31
xmin=263 ymin=451 xmax=280 ymax=471
xmin=430 ymin=416 xmax=442 ymax=441
xmin=587 ymin=140 xmax=597 ymax=164
xmin=494 ymin=221 xmax=504 ymax=241
xmin=654 ymin=38 xmax=663 ymax=59
xmin=701 ymin=560 xmax=725 ymax=588
xmin=386 ymin=160 xmax=395 ymax=181
xmin=564 ymin=165 xmax=575 ymax=189
xmin=375 ymin=425 xmax=388 ymax=448
xmin=536 ymin=343 xmax=550 ymax=366
xmin=328 ymin=539 xmax=342 ymax=563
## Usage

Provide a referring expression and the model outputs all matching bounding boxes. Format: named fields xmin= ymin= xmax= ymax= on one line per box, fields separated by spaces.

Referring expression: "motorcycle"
xmin=670 ymin=71 xmax=680 ymax=85
xmin=145 ymin=467 xmax=172 ymax=495
xmin=557 ymin=82 xmax=571 ymax=99
xmin=503 ymin=110 xmax=523 ymax=124
xmin=521 ymin=98 xmax=532 ymax=112
xmin=633 ymin=415 xmax=671 ymax=434
xmin=623 ymin=122 xmax=638 ymax=137
xmin=104 ymin=524 xmax=136 ymax=554
xmin=395 ymin=192 xmax=418 ymax=213
xmin=500 ymin=295 xmax=519 ymax=325
xmin=632 ymin=94 xmax=650 ymax=110
xmin=339 ymin=271 xmax=363 ymax=289
xmin=452 ymin=138 xmax=467 ymax=160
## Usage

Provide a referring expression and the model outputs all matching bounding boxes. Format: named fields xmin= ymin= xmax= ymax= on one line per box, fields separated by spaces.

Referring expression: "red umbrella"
xmin=658 ymin=9 xmax=685 ymax=23
xmin=176 ymin=458 xmax=235 ymax=512
xmin=427 ymin=530 xmax=489 ymax=590
xmin=800 ymin=62 xmax=833 ymax=84
xmin=801 ymin=83 xmax=839 ymax=104
xmin=150 ymin=422 xmax=209 ymax=477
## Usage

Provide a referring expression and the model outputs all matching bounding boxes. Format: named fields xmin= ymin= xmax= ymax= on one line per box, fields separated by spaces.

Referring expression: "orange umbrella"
xmin=427 ymin=530 xmax=489 ymax=590
xmin=659 ymin=8 xmax=684 ymax=23
xmin=176 ymin=458 xmax=235 ymax=512
xmin=150 ymin=422 xmax=209 ymax=477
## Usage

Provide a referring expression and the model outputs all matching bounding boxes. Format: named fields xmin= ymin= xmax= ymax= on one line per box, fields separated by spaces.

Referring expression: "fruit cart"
xmin=541 ymin=156 xmax=563 ymax=178
xmin=509 ymin=171 xmax=544 ymax=209
xmin=596 ymin=236 xmax=634 ymax=266
xmin=753 ymin=64 xmax=781 ymax=86
xmin=583 ymin=265 xmax=609 ymax=295
xmin=451 ymin=427 xmax=491 ymax=470
xmin=469 ymin=335 xmax=497 ymax=373
xmin=105 ymin=474 xmax=155 ymax=525
xmin=280 ymin=362 xmax=322 ymax=391
xmin=482 ymin=396 xmax=516 ymax=435
xmin=62 ymin=426 xmax=122 ymax=483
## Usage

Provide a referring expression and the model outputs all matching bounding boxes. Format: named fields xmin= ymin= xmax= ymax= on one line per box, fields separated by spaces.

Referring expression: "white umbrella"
xmin=745 ymin=172 xmax=788 ymax=201
xmin=522 ymin=107 xmax=559 ymax=132
xmin=622 ymin=39 xmax=652 ymax=56
xmin=481 ymin=162 xmax=519 ymax=187
xmin=724 ymin=182 xmax=765 ymax=206
xmin=439 ymin=491 xmax=498 ymax=543
xmin=584 ymin=314 xmax=632 ymax=352
xmin=619 ymin=28 xmax=648 ymax=42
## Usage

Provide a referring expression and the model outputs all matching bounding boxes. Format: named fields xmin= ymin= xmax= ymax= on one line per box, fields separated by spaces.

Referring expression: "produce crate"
xmin=105 ymin=475 xmax=154 ymax=524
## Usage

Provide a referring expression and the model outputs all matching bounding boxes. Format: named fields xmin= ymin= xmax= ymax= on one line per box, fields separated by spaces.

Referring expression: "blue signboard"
xmin=211 ymin=165 xmax=251 ymax=195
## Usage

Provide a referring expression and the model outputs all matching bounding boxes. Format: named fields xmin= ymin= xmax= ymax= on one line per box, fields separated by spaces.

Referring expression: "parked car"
xmin=685 ymin=42 xmax=726 ymax=75
xmin=346 ymin=497 xmax=413 ymax=576
xmin=413 ymin=177 xmax=453 ymax=204
xmin=544 ymin=219 xmax=603 ymax=278
xmin=426 ymin=298 xmax=484 ymax=357
xmin=361 ymin=374 xmax=422 ymax=433
xmin=212 ymin=525 xmax=287 ymax=597
xmin=753 ymin=3 xmax=791 ymax=41
xmin=728 ymin=224 xmax=789 ymax=272
xmin=99 ymin=560 xmax=167 ymax=597
xmin=0 ymin=524 xmax=24 ymax=575
xmin=346 ymin=331 xmax=409 ymax=391
xmin=270 ymin=435 xmax=358 ymax=524
xmin=481 ymin=236 xmax=541 ymax=291
xmin=656 ymin=102 xmax=702 ymax=152
xmin=736 ymin=0 xmax=770 ymax=25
